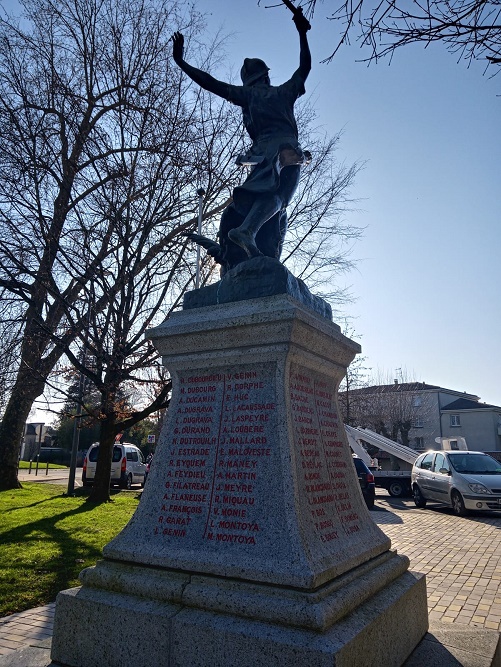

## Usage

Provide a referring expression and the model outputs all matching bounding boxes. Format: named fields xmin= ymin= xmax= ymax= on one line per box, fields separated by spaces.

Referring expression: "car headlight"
xmin=468 ymin=483 xmax=492 ymax=494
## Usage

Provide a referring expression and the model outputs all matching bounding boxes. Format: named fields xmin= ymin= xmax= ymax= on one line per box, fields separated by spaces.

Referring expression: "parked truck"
xmin=345 ymin=426 xmax=416 ymax=497
xmin=344 ymin=426 xmax=469 ymax=497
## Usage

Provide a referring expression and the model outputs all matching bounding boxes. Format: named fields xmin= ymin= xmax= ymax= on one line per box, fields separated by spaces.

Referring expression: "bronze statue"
xmin=172 ymin=5 xmax=311 ymax=275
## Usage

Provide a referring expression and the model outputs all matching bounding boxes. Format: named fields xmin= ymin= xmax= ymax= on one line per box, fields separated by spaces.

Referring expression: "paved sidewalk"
xmin=1 ymin=491 xmax=500 ymax=659
xmin=0 ymin=605 xmax=55 ymax=657
xmin=17 ymin=468 xmax=81 ymax=487
xmin=374 ymin=494 xmax=501 ymax=632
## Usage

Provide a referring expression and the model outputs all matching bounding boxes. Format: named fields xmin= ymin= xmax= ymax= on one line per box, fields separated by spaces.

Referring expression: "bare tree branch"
xmin=302 ymin=0 xmax=501 ymax=74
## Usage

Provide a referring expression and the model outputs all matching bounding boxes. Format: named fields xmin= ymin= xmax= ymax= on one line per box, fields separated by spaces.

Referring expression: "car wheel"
xmin=451 ymin=490 xmax=467 ymax=517
xmin=124 ymin=473 xmax=133 ymax=490
xmin=388 ymin=481 xmax=405 ymax=498
xmin=413 ymin=484 xmax=427 ymax=508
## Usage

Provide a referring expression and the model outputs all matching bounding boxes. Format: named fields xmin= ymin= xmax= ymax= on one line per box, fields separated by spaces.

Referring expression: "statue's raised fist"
xmin=172 ymin=31 xmax=184 ymax=63
xmin=293 ymin=8 xmax=311 ymax=33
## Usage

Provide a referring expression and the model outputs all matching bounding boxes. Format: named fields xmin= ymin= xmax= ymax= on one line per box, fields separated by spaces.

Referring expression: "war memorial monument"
xmin=50 ymin=4 xmax=428 ymax=665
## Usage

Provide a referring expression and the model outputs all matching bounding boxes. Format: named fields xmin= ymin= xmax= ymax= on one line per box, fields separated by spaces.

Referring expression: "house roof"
xmin=350 ymin=382 xmax=437 ymax=394
xmin=350 ymin=382 xmax=478 ymax=399
xmin=441 ymin=398 xmax=501 ymax=412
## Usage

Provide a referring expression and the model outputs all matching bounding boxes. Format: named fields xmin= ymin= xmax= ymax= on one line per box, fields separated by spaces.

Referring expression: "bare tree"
xmin=56 ymin=212 xmax=193 ymax=502
xmin=0 ymin=0 xmax=362 ymax=494
xmin=281 ymin=119 xmax=362 ymax=302
xmin=0 ymin=0 xmax=238 ymax=490
xmin=44 ymin=101 xmax=362 ymax=503
xmin=302 ymin=0 xmax=501 ymax=73
xmin=347 ymin=370 xmax=425 ymax=447
xmin=337 ymin=322 xmax=370 ymax=425
xmin=0 ymin=295 xmax=23 ymax=419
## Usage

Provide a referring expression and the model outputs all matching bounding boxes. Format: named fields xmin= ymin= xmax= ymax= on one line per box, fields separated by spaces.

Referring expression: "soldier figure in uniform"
xmin=172 ymin=8 xmax=311 ymax=272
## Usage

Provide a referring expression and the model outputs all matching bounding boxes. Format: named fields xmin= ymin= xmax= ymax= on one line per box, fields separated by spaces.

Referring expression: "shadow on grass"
xmin=3 ymin=494 xmax=70 ymax=513
xmin=82 ymin=488 xmax=144 ymax=506
xmin=2 ymin=485 xmax=130 ymax=512
xmin=0 ymin=500 xmax=106 ymax=613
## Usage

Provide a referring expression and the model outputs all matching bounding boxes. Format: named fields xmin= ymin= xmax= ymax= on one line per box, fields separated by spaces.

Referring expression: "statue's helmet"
xmin=240 ymin=58 xmax=270 ymax=86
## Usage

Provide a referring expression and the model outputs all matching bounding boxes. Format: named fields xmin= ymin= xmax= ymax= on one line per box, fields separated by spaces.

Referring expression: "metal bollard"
xmin=46 ymin=461 xmax=49 ymax=475
xmin=29 ymin=460 xmax=33 ymax=474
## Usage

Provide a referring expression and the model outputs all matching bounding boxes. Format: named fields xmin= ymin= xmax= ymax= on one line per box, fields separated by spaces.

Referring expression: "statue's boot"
xmin=228 ymin=228 xmax=263 ymax=258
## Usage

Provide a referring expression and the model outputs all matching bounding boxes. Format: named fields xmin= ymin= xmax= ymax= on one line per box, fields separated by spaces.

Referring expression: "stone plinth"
xmin=183 ymin=256 xmax=332 ymax=320
xmin=51 ymin=291 xmax=428 ymax=667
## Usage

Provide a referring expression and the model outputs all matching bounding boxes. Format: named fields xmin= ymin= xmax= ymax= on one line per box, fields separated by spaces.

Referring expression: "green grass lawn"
xmin=0 ymin=483 xmax=139 ymax=617
xmin=18 ymin=461 xmax=67 ymax=470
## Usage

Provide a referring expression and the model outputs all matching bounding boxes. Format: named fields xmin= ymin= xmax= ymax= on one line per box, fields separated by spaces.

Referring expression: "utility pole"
xmin=67 ymin=292 xmax=93 ymax=496
xmin=195 ymin=188 xmax=205 ymax=289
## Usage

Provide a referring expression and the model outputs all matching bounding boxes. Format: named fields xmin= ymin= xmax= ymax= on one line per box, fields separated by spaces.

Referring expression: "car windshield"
xmin=448 ymin=453 xmax=501 ymax=475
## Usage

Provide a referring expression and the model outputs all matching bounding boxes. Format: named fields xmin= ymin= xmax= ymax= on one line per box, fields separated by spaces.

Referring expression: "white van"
xmin=82 ymin=442 xmax=146 ymax=489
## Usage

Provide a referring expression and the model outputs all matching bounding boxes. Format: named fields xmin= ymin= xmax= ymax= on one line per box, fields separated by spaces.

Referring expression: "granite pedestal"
xmin=51 ymin=261 xmax=428 ymax=666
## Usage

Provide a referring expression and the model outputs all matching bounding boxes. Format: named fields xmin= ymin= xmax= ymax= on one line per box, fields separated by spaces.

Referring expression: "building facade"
xmin=346 ymin=382 xmax=501 ymax=453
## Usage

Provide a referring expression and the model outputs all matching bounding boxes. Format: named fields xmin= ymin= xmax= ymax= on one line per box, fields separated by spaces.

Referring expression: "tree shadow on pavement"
xmin=369 ymin=503 xmax=404 ymax=524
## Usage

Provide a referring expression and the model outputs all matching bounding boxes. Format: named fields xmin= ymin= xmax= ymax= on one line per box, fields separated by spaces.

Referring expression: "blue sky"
xmin=198 ymin=0 xmax=501 ymax=406
xmin=3 ymin=0 xmax=498 ymax=418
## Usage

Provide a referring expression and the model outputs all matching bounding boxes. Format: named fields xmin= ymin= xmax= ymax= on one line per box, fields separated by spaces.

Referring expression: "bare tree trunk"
xmin=0 ymin=333 xmax=48 ymax=490
xmin=0 ymin=390 xmax=34 ymax=490
xmin=87 ymin=390 xmax=119 ymax=504
xmin=399 ymin=420 xmax=412 ymax=447
xmin=87 ymin=427 xmax=115 ymax=503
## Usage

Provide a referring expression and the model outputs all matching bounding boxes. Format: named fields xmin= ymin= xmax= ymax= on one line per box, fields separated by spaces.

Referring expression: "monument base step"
xmin=3 ymin=620 xmax=499 ymax=667
xmin=50 ymin=569 xmax=427 ymax=667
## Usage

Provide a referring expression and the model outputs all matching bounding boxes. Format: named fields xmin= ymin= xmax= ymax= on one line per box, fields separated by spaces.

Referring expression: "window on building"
xmin=414 ymin=437 xmax=425 ymax=449
xmin=450 ymin=415 xmax=461 ymax=427
xmin=412 ymin=417 xmax=424 ymax=428
xmin=413 ymin=396 xmax=422 ymax=407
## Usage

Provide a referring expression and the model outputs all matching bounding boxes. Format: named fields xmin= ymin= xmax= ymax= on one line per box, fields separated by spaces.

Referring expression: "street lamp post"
xmin=67 ymin=290 xmax=93 ymax=496
xmin=195 ymin=188 xmax=205 ymax=289
xmin=67 ymin=369 xmax=85 ymax=496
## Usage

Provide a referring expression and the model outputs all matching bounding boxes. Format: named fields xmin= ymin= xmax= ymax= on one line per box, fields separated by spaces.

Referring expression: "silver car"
xmin=411 ymin=450 xmax=501 ymax=516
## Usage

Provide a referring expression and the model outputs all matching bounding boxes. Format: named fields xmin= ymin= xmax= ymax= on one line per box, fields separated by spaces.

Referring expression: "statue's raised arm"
xmin=292 ymin=7 xmax=312 ymax=83
xmin=172 ymin=32 xmax=230 ymax=99
xmin=172 ymin=10 xmax=312 ymax=272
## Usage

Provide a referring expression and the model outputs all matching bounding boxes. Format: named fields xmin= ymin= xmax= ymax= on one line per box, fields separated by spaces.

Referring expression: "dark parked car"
xmin=144 ymin=458 xmax=152 ymax=485
xmin=352 ymin=456 xmax=376 ymax=510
